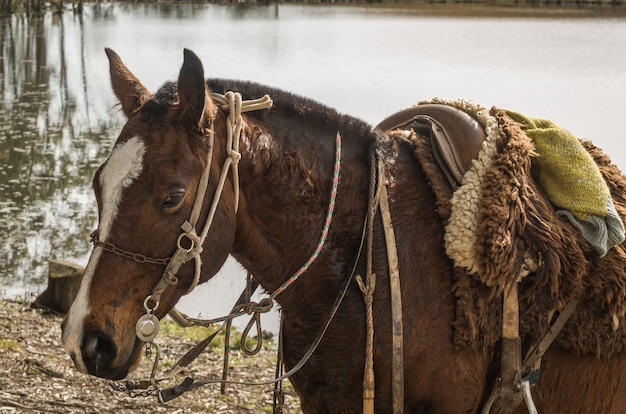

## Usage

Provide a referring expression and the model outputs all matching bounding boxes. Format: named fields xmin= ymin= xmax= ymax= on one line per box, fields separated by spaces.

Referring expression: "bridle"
xmin=92 ymin=84 xmax=409 ymax=413
xmin=91 ymin=91 xmax=273 ymax=342
xmin=94 ymin=90 xmax=350 ymax=405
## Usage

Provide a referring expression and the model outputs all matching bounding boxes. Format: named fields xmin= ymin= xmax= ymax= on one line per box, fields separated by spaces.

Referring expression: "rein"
xmin=100 ymin=89 xmax=403 ymax=413
xmin=106 ymin=93 xmax=350 ymax=406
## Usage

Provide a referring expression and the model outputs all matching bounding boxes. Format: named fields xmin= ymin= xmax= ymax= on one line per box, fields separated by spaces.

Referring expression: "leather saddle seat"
xmin=375 ymin=104 xmax=487 ymax=187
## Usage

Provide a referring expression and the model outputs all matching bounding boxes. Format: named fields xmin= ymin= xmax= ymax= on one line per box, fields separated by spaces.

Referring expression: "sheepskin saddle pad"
xmin=384 ymin=98 xmax=626 ymax=357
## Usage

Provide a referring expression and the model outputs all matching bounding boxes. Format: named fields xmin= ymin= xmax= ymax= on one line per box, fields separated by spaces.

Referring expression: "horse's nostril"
xmin=82 ymin=331 xmax=117 ymax=370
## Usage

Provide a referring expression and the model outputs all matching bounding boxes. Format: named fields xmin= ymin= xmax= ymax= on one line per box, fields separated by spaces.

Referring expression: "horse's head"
xmin=61 ymin=49 xmax=236 ymax=379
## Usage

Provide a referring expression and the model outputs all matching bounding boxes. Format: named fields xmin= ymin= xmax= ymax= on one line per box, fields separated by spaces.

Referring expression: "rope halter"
xmin=112 ymin=91 xmax=273 ymax=343
xmin=108 ymin=92 xmax=344 ymax=402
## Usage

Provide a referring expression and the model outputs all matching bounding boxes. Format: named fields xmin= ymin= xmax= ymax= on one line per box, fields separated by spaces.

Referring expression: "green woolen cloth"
xmin=505 ymin=110 xmax=625 ymax=256
xmin=506 ymin=110 xmax=607 ymax=220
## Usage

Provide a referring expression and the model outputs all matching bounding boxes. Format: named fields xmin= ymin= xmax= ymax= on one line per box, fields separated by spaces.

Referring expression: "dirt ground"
xmin=0 ymin=299 xmax=301 ymax=413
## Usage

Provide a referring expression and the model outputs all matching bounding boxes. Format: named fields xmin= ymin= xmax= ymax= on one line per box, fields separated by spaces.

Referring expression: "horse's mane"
xmin=207 ymin=78 xmax=336 ymax=121
xmin=206 ymin=78 xmax=375 ymax=141
xmin=145 ymin=78 xmax=376 ymax=145
xmin=139 ymin=81 xmax=177 ymax=124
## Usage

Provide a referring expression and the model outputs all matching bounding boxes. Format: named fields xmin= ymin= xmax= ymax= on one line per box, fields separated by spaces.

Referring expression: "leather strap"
xmin=163 ymin=280 xmax=260 ymax=379
xmin=481 ymin=281 xmax=524 ymax=414
xmin=378 ymin=161 xmax=404 ymax=414
xmin=357 ymin=150 xmax=404 ymax=414
xmin=482 ymin=267 xmax=578 ymax=414
xmin=499 ymin=282 xmax=524 ymax=412
xmin=522 ymin=298 xmax=579 ymax=371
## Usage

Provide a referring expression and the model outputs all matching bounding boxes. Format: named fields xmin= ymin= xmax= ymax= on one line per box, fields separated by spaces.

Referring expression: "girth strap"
xmin=499 ymin=280 xmax=524 ymax=412
xmin=482 ymin=256 xmax=579 ymax=414
xmin=523 ymin=298 xmax=578 ymax=371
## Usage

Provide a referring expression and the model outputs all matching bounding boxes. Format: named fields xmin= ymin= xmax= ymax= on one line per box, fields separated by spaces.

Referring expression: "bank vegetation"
xmin=1 ymin=0 xmax=624 ymax=15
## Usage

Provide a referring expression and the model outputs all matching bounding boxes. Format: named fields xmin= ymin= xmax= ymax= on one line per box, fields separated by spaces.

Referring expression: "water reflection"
xmin=0 ymin=12 xmax=121 ymax=295
xmin=1 ymin=3 xmax=625 ymax=318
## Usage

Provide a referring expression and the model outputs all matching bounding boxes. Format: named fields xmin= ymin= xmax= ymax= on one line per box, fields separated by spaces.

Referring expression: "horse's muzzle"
xmin=64 ymin=325 xmax=141 ymax=380
xmin=80 ymin=330 xmax=120 ymax=378
xmin=83 ymin=331 xmax=144 ymax=380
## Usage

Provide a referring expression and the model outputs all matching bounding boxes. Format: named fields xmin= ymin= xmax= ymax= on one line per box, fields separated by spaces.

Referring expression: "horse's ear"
xmin=177 ymin=49 xmax=209 ymax=132
xmin=105 ymin=48 xmax=150 ymax=118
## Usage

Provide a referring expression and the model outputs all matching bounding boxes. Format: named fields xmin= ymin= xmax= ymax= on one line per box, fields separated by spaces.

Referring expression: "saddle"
xmin=375 ymin=104 xmax=486 ymax=186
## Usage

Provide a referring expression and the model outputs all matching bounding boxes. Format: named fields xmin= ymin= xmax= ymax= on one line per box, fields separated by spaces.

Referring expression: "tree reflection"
xmin=0 ymin=11 xmax=120 ymax=295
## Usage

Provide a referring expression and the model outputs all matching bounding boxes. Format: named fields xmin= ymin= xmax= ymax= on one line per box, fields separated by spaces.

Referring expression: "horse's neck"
xmin=233 ymin=117 xmax=370 ymax=306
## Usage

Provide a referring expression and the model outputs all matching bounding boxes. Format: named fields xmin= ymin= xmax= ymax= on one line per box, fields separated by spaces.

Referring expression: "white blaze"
xmin=62 ymin=137 xmax=146 ymax=370
xmin=98 ymin=137 xmax=147 ymax=241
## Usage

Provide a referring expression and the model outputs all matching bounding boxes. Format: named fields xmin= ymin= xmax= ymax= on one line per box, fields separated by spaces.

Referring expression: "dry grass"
xmin=0 ymin=299 xmax=301 ymax=413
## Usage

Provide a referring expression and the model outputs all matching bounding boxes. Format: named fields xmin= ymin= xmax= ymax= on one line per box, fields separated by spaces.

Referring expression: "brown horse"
xmin=61 ymin=48 xmax=626 ymax=413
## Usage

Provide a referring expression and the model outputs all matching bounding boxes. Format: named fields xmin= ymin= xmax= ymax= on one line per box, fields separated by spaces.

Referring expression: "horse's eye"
xmin=162 ymin=188 xmax=186 ymax=209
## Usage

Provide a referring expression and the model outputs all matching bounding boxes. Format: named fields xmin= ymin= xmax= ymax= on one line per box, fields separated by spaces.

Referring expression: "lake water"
xmin=1 ymin=2 xmax=625 ymax=332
